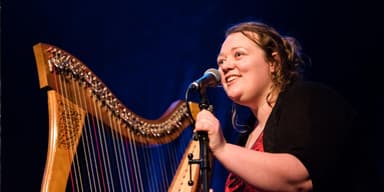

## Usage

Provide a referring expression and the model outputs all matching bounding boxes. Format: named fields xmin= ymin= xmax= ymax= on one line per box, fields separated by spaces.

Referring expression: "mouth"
xmin=225 ymin=74 xmax=240 ymax=84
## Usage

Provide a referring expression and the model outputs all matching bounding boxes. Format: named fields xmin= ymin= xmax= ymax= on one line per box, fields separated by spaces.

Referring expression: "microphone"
xmin=189 ymin=68 xmax=221 ymax=90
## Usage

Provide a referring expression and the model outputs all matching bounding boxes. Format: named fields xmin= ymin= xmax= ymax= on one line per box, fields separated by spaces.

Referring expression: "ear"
xmin=269 ymin=52 xmax=281 ymax=72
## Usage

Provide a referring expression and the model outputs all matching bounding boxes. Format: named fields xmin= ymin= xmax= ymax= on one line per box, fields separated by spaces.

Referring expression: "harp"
xmin=33 ymin=43 xmax=205 ymax=192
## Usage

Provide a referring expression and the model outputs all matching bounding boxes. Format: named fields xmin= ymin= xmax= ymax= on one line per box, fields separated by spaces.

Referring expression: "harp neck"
xmin=33 ymin=42 xmax=198 ymax=144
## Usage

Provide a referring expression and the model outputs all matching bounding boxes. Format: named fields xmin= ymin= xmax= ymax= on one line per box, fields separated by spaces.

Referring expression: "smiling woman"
xmin=193 ymin=21 xmax=372 ymax=192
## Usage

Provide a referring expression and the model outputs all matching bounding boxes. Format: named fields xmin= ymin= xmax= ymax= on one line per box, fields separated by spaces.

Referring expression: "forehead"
xmin=221 ymin=32 xmax=258 ymax=50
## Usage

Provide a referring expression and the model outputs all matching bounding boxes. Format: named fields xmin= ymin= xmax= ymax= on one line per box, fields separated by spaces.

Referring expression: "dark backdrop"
xmin=2 ymin=0 xmax=383 ymax=191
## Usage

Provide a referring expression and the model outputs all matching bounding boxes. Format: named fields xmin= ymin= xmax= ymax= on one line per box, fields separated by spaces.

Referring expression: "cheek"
xmin=218 ymin=70 xmax=225 ymax=84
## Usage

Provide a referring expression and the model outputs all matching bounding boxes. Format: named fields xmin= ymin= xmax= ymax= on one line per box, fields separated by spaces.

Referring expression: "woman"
xmin=194 ymin=21 xmax=360 ymax=191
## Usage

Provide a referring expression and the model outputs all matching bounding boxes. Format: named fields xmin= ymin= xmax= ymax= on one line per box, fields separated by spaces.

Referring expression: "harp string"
xmin=77 ymin=80 xmax=101 ymax=192
xmin=53 ymin=69 xmax=76 ymax=191
xmin=79 ymin=96 xmax=99 ymax=191
xmin=113 ymin=113 xmax=132 ymax=192
xmin=89 ymin=89 xmax=110 ymax=191
xmin=69 ymin=72 xmax=86 ymax=192
xmin=107 ymin=102 xmax=129 ymax=191
xmin=70 ymin=72 xmax=93 ymax=192
xmin=53 ymin=70 xmax=82 ymax=191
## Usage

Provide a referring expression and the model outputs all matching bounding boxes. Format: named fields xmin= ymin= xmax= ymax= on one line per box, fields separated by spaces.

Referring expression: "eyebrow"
xmin=217 ymin=47 xmax=243 ymax=58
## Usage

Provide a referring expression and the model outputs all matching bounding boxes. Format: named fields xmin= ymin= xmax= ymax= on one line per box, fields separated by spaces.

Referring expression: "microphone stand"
xmin=186 ymin=83 xmax=215 ymax=192
xmin=196 ymin=87 xmax=212 ymax=192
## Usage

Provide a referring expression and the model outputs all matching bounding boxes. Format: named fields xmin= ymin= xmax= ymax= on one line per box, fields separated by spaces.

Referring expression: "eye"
xmin=234 ymin=51 xmax=244 ymax=58
xmin=217 ymin=58 xmax=225 ymax=65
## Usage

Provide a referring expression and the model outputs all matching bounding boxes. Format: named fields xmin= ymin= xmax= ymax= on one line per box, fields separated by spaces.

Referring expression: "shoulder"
xmin=285 ymin=80 xmax=339 ymax=97
xmin=281 ymin=80 xmax=349 ymax=106
xmin=276 ymin=80 xmax=357 ymax=125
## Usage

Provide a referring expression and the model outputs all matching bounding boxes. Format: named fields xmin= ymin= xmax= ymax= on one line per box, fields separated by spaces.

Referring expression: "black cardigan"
xmin=237 ymin=80 xmax=365 ymax=191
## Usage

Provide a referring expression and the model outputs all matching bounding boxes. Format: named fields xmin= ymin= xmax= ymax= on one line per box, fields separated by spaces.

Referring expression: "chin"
xmin=228 ymin=94 xmax=240 ymax=102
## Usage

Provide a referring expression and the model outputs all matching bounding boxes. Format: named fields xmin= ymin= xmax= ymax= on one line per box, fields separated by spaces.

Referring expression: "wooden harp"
xmin=33 ymin=43 xmax=203 ymax=192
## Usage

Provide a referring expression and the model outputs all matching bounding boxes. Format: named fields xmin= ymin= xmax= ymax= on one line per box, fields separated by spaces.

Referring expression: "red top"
xmin=224 ymin=132 xmax=264 ymax=192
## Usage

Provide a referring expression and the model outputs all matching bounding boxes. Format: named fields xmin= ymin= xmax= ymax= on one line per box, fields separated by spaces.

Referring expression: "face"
xmin=217 ymin=32 xmax=275 ymax=107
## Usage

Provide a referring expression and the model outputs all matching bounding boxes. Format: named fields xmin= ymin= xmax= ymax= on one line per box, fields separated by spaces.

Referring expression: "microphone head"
xmin=204 ymin=68 xmax=221 ymax=84
xmin=189 ymin=68 xmax=221 ymax=90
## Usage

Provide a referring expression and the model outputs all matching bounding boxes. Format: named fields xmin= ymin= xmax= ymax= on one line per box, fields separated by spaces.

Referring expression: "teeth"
xmin=226 ymin=76 xmax=237 ymax=82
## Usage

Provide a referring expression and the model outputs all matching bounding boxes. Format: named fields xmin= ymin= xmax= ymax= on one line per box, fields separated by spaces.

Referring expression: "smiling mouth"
xmin=226 ymin=75 xmax=239 ymax=84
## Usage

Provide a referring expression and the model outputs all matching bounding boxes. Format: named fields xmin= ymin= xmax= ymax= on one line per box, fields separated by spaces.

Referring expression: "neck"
xmin=250 ymin=87 xmax=279 ymax=126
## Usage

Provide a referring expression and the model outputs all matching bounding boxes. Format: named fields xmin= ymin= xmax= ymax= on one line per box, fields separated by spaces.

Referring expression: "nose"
xmin=220 ymin=58 xmax=235 ymax=73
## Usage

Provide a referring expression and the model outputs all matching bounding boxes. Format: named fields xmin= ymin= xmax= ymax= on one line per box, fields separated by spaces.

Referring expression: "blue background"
xmin=2 ymin=0 xmax=383 ymax=191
